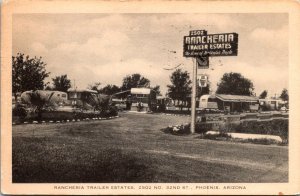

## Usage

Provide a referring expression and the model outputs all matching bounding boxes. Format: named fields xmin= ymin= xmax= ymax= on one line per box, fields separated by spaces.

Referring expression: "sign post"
xmin=190 ymin=58 xmax=197 ymax=134
xmin=183 ymin=30 xmax=238 ymax=134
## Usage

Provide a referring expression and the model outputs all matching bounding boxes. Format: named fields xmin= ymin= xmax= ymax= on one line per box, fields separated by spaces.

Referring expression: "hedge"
xmin=12 ymin=106 xmax=118 ymax=124
xmin=235 ymin=119 xmax=288 ymax=142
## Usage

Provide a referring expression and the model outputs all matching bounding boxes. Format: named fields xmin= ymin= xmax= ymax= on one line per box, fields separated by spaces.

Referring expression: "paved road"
xmin=12 ymin=112 xmax=288 ymax=182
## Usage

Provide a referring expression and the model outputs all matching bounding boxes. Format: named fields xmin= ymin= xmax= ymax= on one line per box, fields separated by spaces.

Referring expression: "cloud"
xmin=249 ymin=25 xmax=288 ymax=48
xmin=13 ymin=13 xmax=288 ymax=97
xmin=235 ymin=24 xmax=289 ymax=69
xmin=148 ymin=14 xmax=240 ymax=34
xmin=201 ymin=60 xmax=288 ymax=96
xmin=46 ymin=58 xmax=167 ymax=91
xmin=31 ymin=42 xmax=48 ymax=54
xmin=47 ymin=30 xmax=131 ymax=67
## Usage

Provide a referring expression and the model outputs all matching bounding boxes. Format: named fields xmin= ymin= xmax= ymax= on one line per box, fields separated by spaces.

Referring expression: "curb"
xmin=12 ymin=115 xmax=120 ymax=126
xmin=161 ymin=113 xmax=191 ymax=117
xmin=205 ymin=131 xmax=283 ymax=143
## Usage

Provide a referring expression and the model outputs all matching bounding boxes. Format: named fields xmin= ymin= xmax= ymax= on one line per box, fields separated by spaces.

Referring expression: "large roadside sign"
xmin=183 ymin=30 xmax=238 ymax=57
xmin=183 ymin=30 xmax=239 ymax=134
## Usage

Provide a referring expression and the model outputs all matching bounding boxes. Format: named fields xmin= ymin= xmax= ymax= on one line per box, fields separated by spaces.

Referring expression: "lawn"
xmin=12 ymin=112 xmax=288 ymax=183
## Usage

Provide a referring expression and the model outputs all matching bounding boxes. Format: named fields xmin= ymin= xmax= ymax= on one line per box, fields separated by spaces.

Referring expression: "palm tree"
xmin=29 ymin=90 xmax=55 ymax=120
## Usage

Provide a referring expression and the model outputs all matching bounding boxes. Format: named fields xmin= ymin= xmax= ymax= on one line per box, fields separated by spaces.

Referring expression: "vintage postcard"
xmin=1 ymin=0 xmax=300 ymax=195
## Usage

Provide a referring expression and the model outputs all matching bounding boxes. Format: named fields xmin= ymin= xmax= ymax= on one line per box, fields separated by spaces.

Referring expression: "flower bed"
xmin=163 ymin=118 xmax=288 ymax=145
xmin=12 ymin=105 xmax=118 ymax=124
xmin=163 ymin=122 xmax=215 ymax=135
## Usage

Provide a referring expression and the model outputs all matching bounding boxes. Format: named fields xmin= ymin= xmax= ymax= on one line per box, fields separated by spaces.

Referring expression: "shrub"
xmin=163 ymin=124 xmax=191 ymax=135
xmin=12 ymin=106 xmax=118 ymax=123
xmin=236 ymin=119 xmax=288 ymax=143
xmin=239 ymin=138 xmax=281 ymax=145
xmin=163 ymin=121 xmax=214 ymax=135
xmin=218 ymin=121 xmax=240 ymax=133
xmin=13 ymin=104 xmax=27 ymax=120
xmin=108 ymin=106 xmax=118 ymax=116
xmin=195 ymin=122 xmax=214 ymax=134
xmin=163 ymin=110 xmax=191 ymax=115
xmin=156 ymin=103 xmax=166 ymax=112
xmin=41 ymin=111 xmax=75 ymax=121
xmin=203 ymin=132 xmax=231 ymax=140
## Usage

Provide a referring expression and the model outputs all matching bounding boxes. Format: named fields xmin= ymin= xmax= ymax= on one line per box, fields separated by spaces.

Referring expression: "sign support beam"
xmin=190 ymin=58 xmax=198 ymax=134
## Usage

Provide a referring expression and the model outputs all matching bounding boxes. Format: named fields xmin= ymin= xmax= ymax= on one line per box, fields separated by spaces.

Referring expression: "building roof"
xmin=67 ymin=88 xmax=98 ymax=93
xmin=216 ymin=94 xmax=258 ymax=102
xmin=131 ymin=88 xmax=151 ymax=95
xmin=200 ymin=94 xmax=216 ymax=100
xmin=35 ymin=90 xmax=67 ymax=94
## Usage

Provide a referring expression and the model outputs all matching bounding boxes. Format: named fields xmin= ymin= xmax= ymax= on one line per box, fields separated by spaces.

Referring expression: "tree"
xmin=197 ymin=83 xmax=210 ymax=98
xmin=167 ymin=69 xmax=192 ymax=108
xmin=216 ymin=72 xmax=254 ymax=96
xmin=259 ymin=90 xmax=268 ymax=99
xmin=121 ymin=73 xmax=150 ymax=90
xmin=12 ymin=53 xmax=50 ymax=100
xmin=28 ymin=90 xmax=56 ymax=120
xmin=44 ymin=85 xmax=53 ymax=90
xmin=152 ymin=85 xmax=161 ymax=95
xmin=52 ymin=74 xmax=71 ymax=92
xmin=120 ymin=73 xmax=150 ymax=98
xmin=279 ymin=88 xmax=289 ymax=101
xmin=99 ymin=84 xmax=121 ymax=95
xmin=88 ymin=82 xmax=102 ymax=92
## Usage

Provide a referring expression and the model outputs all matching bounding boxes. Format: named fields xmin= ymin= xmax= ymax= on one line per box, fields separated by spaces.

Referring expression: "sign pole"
xmin=190 ymin=57 xmax=198 ymax=134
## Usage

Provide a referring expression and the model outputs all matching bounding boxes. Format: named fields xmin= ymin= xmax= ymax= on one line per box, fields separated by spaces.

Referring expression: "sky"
xmin=12 ymin=13 xmax=288 ymax=97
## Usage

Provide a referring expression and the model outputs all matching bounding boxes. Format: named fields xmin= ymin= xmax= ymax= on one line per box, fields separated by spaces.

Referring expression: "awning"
xmin=131 ymin=88 xmax=151 ymax=95
xmin=67 ymin=88 xmax=98 ymax=93
xmin=216 ymin=94 xmax=258 ymax=103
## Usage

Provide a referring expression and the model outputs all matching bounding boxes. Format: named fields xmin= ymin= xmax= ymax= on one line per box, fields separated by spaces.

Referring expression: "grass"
xmin=13 ymin=137 xmax=155 ymax=182
xmin=12 ymin=112 xmax=288 ymax=183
